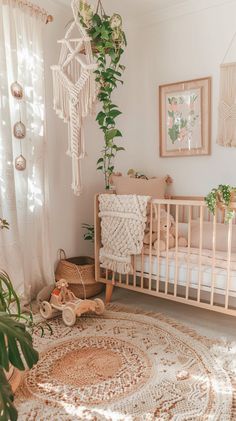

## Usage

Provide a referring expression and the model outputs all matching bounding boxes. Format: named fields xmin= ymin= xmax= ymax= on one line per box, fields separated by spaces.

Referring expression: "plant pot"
xmin=217 ymin=192 xmax=236 ymax=211
xmin=5 ymin=365 xmax=22 ymax=393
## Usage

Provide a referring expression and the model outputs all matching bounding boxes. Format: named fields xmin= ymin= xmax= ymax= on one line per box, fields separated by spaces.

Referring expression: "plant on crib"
xmin=205 ymin=185 xmax=236 ymax=222
xmin=0 ymin=219 xmax=39 ymax=421
xmin=79 ymin=0 xmax=127 ymax=190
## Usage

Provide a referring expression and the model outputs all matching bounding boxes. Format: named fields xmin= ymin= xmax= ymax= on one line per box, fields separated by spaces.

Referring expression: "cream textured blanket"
xmin=99 ymin=194 xmax=150 ymax=274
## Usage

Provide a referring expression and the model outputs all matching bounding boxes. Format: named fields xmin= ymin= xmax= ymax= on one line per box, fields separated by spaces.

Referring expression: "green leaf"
xmin=115 ymin=146 xmax=125 ymax=152
xmin=0 ymin=313 xmax=39 ymax=371
xmin=92 ymin=14 xmax=102 ymax=26
xmin=0 ymin=368 xmax=17 ymax=421
xmin=109 ymin=109 xmax=122 ymax=118
xmin=105 ymin=129 xmax=122 ymax=142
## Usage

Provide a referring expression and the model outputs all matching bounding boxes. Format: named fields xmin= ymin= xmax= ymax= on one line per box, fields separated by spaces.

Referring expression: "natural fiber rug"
xmin=15 ymin=305 xmax=236 ymax=420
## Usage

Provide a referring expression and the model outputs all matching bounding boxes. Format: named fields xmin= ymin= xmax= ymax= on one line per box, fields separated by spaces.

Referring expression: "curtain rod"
xmin=3 ymin=0 xmax=53 ymax=24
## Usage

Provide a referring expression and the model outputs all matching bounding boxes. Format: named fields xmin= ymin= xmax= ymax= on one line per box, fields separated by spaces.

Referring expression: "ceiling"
xmin=56 ymin=0 xmax=187 ymax=20
xmin=55 ymin=0 xmax=232 ymax=23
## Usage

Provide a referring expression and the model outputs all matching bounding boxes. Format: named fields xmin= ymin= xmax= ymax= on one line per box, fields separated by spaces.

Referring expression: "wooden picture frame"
xmin=159 ymin=77 xmax=211 ymax=157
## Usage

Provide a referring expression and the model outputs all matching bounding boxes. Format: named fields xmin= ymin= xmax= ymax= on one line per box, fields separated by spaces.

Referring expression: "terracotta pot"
xmin=5 ymin=365 xmax=22 ymax=392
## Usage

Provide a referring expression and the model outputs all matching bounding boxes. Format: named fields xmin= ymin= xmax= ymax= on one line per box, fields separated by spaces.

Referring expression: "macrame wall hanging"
xmin=217 ymin=32 xmax=236 ymax=147
xmin=51 ymin=0 xmax=97 ymax=195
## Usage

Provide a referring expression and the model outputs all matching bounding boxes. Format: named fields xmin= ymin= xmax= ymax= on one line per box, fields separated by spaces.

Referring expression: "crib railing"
xmin=95 ymin=194 xmax=236 ymax=317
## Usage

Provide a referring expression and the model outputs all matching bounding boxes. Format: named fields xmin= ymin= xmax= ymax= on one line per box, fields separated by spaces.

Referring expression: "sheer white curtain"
xmin=0 ymin=0 xmax=53 ymax=299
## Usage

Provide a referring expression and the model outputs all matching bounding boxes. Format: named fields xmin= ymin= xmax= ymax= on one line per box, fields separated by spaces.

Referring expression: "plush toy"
xmin=144 ymin=209 xmax=187 ymax=251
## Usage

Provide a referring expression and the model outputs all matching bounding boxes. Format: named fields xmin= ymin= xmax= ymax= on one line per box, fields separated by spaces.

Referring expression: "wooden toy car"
xmin=40 ymin=279 xmax=105 ymax=327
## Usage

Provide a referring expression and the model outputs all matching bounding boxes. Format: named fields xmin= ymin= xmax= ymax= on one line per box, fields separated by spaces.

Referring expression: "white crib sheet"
xmin=135 ymin=250 xmax=236 ymax=297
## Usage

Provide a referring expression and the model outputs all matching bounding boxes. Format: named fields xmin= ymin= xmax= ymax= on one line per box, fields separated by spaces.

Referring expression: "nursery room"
xmin=1 ymin=0 xmax=236 ymax=419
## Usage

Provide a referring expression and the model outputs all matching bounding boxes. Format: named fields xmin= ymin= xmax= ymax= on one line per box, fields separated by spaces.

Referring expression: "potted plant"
xmin=79 ymin=0 xmax=127 ymax=190
xmin=0 ymin=220 xmax=39 ymax=421
xmin=205 ymin=184 xmax=236 ymax=222
xmin=82 ymin=223 xmax=94 ymax=243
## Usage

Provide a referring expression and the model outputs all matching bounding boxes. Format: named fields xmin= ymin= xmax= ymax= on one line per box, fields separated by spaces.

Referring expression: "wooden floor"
xmin=99 ymin=287 xmax=236 ymax=341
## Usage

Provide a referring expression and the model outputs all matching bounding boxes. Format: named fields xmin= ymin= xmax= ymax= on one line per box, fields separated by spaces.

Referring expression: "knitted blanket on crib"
xmin=99 ymin=194 xmax=150 ymax=274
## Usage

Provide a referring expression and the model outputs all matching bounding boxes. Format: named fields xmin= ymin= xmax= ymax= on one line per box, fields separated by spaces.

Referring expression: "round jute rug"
xmin=16 ymin=306 xmax=236 ymax=420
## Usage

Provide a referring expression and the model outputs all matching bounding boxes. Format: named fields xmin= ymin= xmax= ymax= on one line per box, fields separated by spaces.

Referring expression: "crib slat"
xmin=156 ymin=204 xmax=161 ymax=293
xmin=197 ymin=206 xmax=203 ymax=302
xmin=134 ymin=255 xmax=137 ymax=288
xmin=210 ymin=214 xmax=217 ymax=306
xmin=225 ymin=219 xmax=233 ymax=309
xmin=149 ymin=203 xmax=153 ymax=290
xmin=174 ymin=205 xmax=179 ymax=297
xmin=186 ymin=206 xmax=192 ymax=300
xmin=165 ymin=204 xmax=170 ymax=295
xmin=141 ymin=247 xmax=144 ymax=289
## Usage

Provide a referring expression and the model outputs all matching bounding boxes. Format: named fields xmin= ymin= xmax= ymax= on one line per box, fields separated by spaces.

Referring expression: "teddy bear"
xmin=143 ymin=209 xmax=187 ymax=251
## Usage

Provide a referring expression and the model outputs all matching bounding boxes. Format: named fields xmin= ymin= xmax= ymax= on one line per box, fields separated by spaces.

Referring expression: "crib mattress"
xmin=135 ymin=249 xmax=236 ymax=297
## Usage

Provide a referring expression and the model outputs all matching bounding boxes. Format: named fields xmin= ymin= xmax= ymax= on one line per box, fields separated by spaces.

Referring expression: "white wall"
xmin=132 ymin=1 xmax=236 ymax=196
xmin=41 ymin=1 xmax=140 ymax=261
xmin=42 ymin=1 xmax=236 ymax=263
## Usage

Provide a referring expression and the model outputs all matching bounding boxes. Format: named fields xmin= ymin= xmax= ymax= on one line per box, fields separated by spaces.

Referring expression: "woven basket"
xmin=55 ymin=250 xmax=103 ymax=299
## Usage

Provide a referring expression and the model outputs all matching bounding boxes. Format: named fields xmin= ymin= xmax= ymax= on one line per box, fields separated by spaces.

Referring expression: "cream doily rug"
xmin=15 ymin=305 xmax=236 ymax=420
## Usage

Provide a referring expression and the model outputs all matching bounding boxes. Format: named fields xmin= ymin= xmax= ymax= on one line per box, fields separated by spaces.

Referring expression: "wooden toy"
xmin=40 ymin=279 xmax=105 ymax=327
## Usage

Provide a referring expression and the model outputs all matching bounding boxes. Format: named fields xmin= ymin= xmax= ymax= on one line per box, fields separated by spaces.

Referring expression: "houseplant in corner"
xmin=0 ymin=219 xmax=39 ymax=421
xmin=205 ymin=184 xmax=236 ymax=222
xmin=79 ymin=0 xmax=127 ymax=190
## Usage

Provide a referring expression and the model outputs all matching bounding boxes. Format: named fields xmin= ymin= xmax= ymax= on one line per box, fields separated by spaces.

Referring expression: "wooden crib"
xmin=95 ymin=194 xmax=236 ymax=317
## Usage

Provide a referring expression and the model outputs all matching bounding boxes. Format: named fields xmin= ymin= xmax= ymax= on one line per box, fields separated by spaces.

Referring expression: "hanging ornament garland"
xmin=10 ymin=81 xmax=27 ymax=171
xmin=15 ymin=154 xmax=27 ymax=171
xmin=11 ymin=81 xmax=24 ymax=100
xmin=13 ymin=120 xmax=26 ymax=139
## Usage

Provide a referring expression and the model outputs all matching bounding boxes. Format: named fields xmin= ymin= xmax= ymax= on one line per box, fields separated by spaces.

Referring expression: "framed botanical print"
xmin=159 ymin=77 xmax=211 ymax=157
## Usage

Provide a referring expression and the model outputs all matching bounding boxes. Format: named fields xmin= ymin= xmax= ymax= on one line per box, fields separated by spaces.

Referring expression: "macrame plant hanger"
xmin=96 ymin=0 xmax=106 ymax=17
xmin=51 ymin=0 xmax=97 ymax=195
xmin=217 ymin=30 xmax=236 ymax=147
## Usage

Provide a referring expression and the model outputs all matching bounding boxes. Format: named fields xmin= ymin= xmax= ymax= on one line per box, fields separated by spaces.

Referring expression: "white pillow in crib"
xmin=190 ymin=220 xmax=236 ymax=253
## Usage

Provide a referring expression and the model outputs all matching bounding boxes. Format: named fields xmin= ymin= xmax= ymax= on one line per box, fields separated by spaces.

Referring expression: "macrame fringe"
xmin=217 ymin=63 xmax=236 ymax=147
xmin=51 ymin=0 xmax=97 ymax=195
xmin=100 ymin=256 xmax=133 ymax=275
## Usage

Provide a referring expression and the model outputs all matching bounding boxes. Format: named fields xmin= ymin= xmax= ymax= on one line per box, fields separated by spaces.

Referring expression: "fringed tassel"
xmin=99 ymin=250 xmax=133 ymax=275
xmin=71 ymin=154 xmax=82 ymax=196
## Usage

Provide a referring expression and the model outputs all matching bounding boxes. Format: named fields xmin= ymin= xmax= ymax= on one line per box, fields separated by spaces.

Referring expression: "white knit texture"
xmin=99 ymin=195 xmax=150 ymax=274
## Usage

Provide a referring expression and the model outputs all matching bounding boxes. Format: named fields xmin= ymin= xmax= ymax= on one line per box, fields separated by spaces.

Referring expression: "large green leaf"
xmin=0 ymin=314 xmax=39 ymax=371
xmin=0 ymin=368 xmax=17 ymax=421
xmin=0 ymin=272 xmax=20 ymax=316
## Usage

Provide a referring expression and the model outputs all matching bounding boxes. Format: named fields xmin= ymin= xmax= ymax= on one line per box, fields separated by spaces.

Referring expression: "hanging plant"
xmin=205 ymin=184 xmax=236 ymax=222
xmin=79 ymin=0 xmax=127 ymax=189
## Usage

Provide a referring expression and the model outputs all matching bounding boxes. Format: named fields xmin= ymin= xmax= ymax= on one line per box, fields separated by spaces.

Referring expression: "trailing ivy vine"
xmin=205 ymin=184 xmax=236 ymax=222
xmin=79 ymin=0 xmax=127 ymax=189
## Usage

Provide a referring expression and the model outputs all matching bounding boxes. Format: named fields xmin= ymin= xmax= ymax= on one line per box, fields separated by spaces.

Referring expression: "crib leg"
xmin=105 ymin=284 xmax=114 ymax=304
